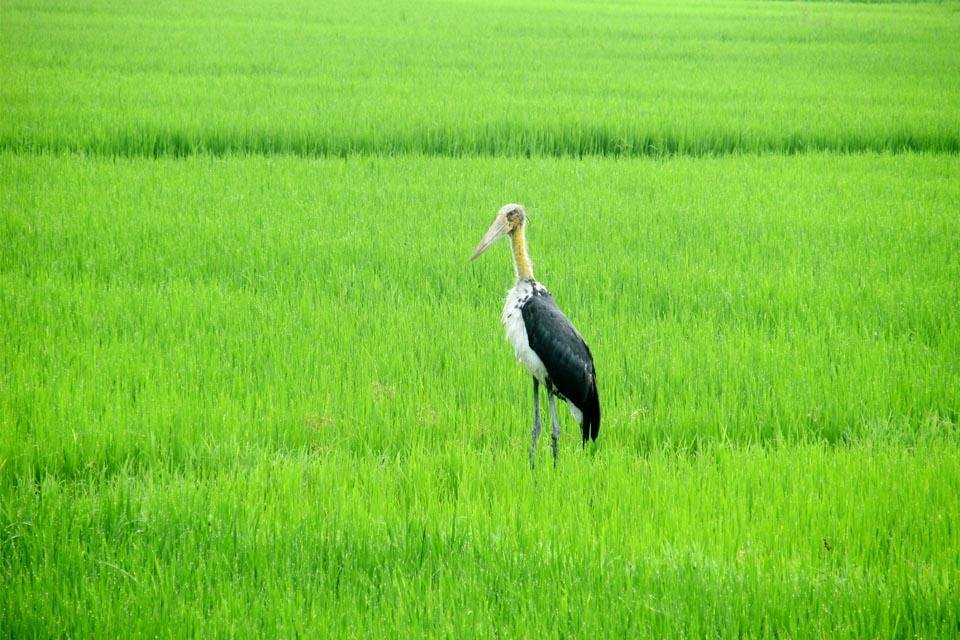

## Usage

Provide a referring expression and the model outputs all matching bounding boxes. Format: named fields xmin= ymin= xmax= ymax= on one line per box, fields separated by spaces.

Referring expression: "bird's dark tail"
xmin=580 ymin=383 xmax=600 ymax=444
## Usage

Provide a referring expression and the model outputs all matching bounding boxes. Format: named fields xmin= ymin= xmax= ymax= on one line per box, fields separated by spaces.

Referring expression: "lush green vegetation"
xmin=2 ymin=0 xmax=959 ymax=638
xmin=5 ymin=441 xmax=959 ymax=637
xmin=3 ymin=152 xmax=958 ymax=637
xmin=2 ymin=152 xmax=958 ymax=475
xmin=2 ymin=0 xmax=959 ymax=157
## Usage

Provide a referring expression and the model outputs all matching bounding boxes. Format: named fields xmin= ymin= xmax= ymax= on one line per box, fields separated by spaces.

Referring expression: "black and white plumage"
xmin=471 ymin=203 xmax=600 ymax=467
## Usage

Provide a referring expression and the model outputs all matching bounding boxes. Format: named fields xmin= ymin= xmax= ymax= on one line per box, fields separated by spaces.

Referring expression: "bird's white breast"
xmin=501 ymin=280 xmax=549 ymax=384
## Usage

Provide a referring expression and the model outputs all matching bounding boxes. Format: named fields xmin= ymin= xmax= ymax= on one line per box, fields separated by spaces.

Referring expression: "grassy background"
xmin=2 ymin=0 xmax=960 ymax=637
xmin=5 ymin=443 xmax=958 ymax=637
xmin=2 ymin=0 xmax=959 ymax=156
xmin=2 ymin=152 xmax=959 ymax=636
xmin=2 ymin=152 xmax=958 ymax=480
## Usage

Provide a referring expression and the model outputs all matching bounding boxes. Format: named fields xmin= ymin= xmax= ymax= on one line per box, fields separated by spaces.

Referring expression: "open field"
xmin=3 ymin=152 xmax=959 ymax=636
xmin=2 ymin=152 xmax=959 ymax=472
xmin=2 ymin=0 xmax=959 ymax=156
xmin=3 ymin=0 xmax=960 ymax=637
xmin=4 ymin=441 xmax=959 ymax=637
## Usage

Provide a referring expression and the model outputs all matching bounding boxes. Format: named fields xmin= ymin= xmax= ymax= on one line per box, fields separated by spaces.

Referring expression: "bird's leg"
xmin=530 ymin=378 xmax=542 ymax=469
xmin=548 ymin=393 xmax=561 ymax=467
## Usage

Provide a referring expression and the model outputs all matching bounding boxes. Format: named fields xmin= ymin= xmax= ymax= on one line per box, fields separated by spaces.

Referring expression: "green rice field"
xmin=2 ymin=1 xmax=960 ymax=637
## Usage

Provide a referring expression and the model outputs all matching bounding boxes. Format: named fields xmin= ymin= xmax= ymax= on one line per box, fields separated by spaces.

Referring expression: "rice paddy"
xmin=2 ymin=0 xmax=959 ymax=157
xmin=2 ymin=0 xmax=959 ymax=637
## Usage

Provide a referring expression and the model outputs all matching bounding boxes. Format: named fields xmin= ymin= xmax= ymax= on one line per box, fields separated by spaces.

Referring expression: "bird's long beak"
xmin=469 ymin=215 xmax=508 ymax=261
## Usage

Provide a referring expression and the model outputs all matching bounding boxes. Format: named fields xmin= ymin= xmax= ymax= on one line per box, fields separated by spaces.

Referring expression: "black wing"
xmin=521 ymin=289 xmax=600 ymax=441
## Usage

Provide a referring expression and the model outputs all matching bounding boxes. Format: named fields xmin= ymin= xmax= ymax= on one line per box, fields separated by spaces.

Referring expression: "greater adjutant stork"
xmin=470 ymin=203 xmax=600 ymax=467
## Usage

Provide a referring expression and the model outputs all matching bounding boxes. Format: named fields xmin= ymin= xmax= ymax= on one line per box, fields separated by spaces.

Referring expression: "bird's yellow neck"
xmin=510 ymin=226 xmax=534 ymax=281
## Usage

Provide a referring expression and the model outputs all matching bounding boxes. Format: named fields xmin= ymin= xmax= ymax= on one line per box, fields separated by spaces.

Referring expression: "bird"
xmin=470 ymin=203 xmax=600 ymax=468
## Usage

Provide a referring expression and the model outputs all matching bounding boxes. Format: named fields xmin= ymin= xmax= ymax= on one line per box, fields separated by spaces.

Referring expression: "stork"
xmin=470 ymin=203 xmax=600 ymax=468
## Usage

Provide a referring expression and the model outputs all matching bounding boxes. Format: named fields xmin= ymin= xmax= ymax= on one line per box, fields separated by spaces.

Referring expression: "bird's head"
xmin=469 ymin=203 xmax=526 ymax=261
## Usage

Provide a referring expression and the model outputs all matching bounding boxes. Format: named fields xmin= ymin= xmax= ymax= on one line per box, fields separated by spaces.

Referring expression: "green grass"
xmin=3 ymin=0 xmax=960 ymax=637
xmin=2 ymin=152 xmax=958 ymax=478
xmin=2 ymin=0 xmax=959 ymax=157
xmin=5 ymin=444 xmax=959 ymax=637
xmin=2 ymin=152 xmax=959 ymax=636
